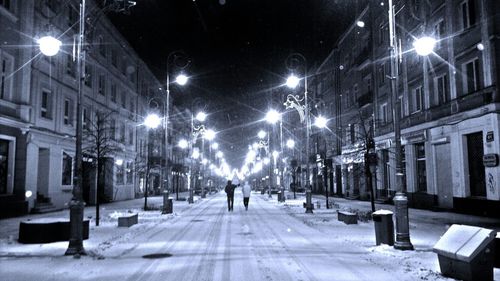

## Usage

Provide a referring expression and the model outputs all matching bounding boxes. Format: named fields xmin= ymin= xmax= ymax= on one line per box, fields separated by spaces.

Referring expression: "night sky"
xmin=110 ymin=0 xmax=360 ymax=168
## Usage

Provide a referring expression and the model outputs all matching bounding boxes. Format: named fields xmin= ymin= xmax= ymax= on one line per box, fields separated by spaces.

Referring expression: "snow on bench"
xmin=19 ymin=218 xmax=89 ymax=243
xmin=337 ymin=210 xmax=358 ymax=225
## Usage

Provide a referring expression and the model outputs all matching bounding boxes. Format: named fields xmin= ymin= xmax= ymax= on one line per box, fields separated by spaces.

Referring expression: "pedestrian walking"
xmin=242 ymin=181 xmax=252 ymax=211
xmin=224 ymin=180 xmax=238 ymax=211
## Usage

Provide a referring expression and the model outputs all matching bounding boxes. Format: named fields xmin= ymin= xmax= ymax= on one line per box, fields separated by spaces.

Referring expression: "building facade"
xmin=0 ymin=0 xmax=164 ymax=217
xmin=311 ymin=0 xmax=500 ymax=216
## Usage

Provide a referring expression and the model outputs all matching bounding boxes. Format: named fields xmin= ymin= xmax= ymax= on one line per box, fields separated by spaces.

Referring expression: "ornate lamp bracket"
xmin=284 ymin=94 xmax=306 ymax=123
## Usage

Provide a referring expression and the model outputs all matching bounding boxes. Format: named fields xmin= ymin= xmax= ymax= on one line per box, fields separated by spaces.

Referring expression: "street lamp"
xmin=265 ymin=109 xmax=281 ymax=198
xmin=388 ymin=0 xmax=435 ymax=251
xmin=284 ymin=53 xmax=311 ymax=194
xmin=196 ymin=111 xmax=207 ymax=122
xmin=258 ymin=130 xmax=267 ymax=139
xmin=313 ymin=115 xmax=330 ymax=208
xmin=164 ymin=51 xmax=190 ymax=210
xmin=38 ymin=36 xmax=62 ymax=57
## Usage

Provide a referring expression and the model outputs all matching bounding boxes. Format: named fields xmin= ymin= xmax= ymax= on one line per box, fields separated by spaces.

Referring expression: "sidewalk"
xmin=0 ymin=191 xmax=210 ymax=241
xmin=308 ymin=193 xmax=500 ymax=231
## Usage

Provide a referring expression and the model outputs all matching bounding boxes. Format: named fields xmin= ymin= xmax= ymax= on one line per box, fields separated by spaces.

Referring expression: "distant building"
xmin=311 ymin=0 xmax=500 ymax=216
xmin=0 ymin=0 xmax=166 ymax=217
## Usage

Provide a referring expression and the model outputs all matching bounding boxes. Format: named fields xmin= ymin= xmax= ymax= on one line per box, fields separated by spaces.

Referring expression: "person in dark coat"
xmin=224 ymin=180 xmax=238 ymax=211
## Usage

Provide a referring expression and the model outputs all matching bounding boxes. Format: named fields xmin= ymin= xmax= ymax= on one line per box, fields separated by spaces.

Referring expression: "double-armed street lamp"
xmin=284 ymin=53 xmax=311 ymax=193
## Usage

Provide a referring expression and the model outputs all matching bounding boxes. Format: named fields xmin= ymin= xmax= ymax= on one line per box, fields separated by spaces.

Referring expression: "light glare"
xmin=286 ymin=75 xmax=300 ymax=89
xmin=413 ymin=36 xmax=436 ymax=56
xmin=144 ymin=114 xmax=161 ymax=129
xmin=175 ymin=74 xmax=188 ymax=85
xmin=38 ymin=36 xmax=62 ymax=56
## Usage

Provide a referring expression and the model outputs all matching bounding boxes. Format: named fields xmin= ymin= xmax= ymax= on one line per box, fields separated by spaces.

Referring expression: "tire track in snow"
xmin=246 ymin=197 xmax=299 ymax=281
xmin=182 ymin=204 xmax=226 ymax=281
xmin=124 ymin=197 xmax=219 ymax=281
xmin=258 ymin=198 xmax=378 ymax=281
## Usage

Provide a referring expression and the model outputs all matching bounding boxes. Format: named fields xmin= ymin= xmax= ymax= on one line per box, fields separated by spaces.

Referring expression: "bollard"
xmin=305 ymin=190 xmax=313 ymax=213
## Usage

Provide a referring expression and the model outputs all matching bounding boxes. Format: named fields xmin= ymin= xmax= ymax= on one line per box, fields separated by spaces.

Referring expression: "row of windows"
xmin=40 ymin=90 xmax=136 ymax=145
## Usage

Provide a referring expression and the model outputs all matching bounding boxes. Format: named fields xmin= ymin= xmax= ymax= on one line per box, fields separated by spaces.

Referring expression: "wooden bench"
xmin=19 ymin=218 xmax=89 ymax=244
xmin=118 ymin=213 xmax=138 ymax=227
xmin=337 ymin=210 xmax=358 ymax=225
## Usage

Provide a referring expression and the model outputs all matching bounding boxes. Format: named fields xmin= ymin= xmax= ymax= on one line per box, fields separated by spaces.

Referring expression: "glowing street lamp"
xmin=286 ymin=74 xmax=300 ymax=89
xmin=196 ymin=111 xmax=207 ymax=122
xmin=413 ymin=36 xmax=437 ymax=56
xmin=265 ymin=109 xmax=281 ymax=124
xmin=203 ymin=129 xmax=216 ymax=141
xmin=175 ymin=74 xmax=189 ymax=86
xmin=314 ymin=116 xmax=328 ymax=129
xmin=258 ymin=130 xmax=267 ymax=139
xmin=144 ymin=113 xmax=162 ymax=129
xmin=38 ymin=36 xmax=62 ymax=57
xmin=286 ymin=139 xmax=295 ymax=149
xmin=178 ymin=139 xmax=188 ymax=149
xmin=216 ymin=151 xmax=223 ymax=158
xmin=211 ymin=142 xmax=219 ymax=150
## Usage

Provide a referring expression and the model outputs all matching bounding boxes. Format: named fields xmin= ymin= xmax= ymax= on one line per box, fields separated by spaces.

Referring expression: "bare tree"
xmin=83 ymin=110 xmax=121 ymax=226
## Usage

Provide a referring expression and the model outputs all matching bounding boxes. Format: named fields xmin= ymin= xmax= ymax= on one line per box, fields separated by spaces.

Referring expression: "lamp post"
xmin=286 ymin=139 xmax=297 ymax=199
xmin=39 ymin=0 xmax=136 ymax=256
xmin=388 ymin=0 xmax=435 ymax=250
xmin=143 ymin=113 xmax=161 ymax=211
xmin=284 ymin=53 xmax=310 ymax=193
xmin=164 ymin=51 xmax=190 ymax=209
xmin=313 ymin=115 xmax=330 ymax=208
xmin=265 ymin=109 xmax=281 ymax=198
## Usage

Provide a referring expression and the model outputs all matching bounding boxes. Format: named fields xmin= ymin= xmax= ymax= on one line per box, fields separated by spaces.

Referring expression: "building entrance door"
xmin=435 ymin=143 xmax=453 ymax=208
xmin=0 ymin=139 xmax=8 ymax=194
xmin=467 ymin=132 xmax=486 ymax=197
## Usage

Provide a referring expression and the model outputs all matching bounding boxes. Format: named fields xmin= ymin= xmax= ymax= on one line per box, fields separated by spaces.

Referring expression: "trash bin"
xmin=372 ymin=209 xmax=394 ymax=246
xmin=433 ymin=224 xmax=496 ymax=281
xmin=162 ymin=192 xmax=173 ymax=214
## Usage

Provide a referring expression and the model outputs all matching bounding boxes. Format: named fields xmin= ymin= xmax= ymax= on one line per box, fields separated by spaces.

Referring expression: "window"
xmin=68 ymin=5 xmax=77 ymax=28
xmin=121 ymin=92 xmax=127 ymax=108
xmin=380 ymin=103 xmax=388 ymax=124
xmin=0 ymin=51 xmax=13 ymax=100
xmin=66 ymin=54 xmax=75 ymax=77
xmin=0 ymin=0 xmax=11 ymax=9
xmin=41 ymin=90 xmax=52 ymax=119
xmin=128 ymin=126 xmax=134 ymax=145
xmin=111 ymin=83 xmax=117 ymax=102
xmin=84 ymin=65 xmax=92 ymax=87
xmin=415 ymin=143 xmax=427 ymax=192
xmin=116 ymin=162 xmax=124 ymax=185
xmin=344 ymin=90 xmax=350 ymax=107
xmin=378 ymin=64 xmax=385 ymax=85
xmin=463 ymin=58 xmax=481 ymax=95
xmin=434 ymin=19 xmax=446 ymax=49
xmin=98 ymin=36 xmax=106 ymax=56
xmin=83 ymin=107 xmax=89 ymax=130
xmin=62 ymin=152 xmax=73 ymax=185
xmin=110 ymin=119 xmax=116 ymax=140
xmin=120 ymin=122 xmax=126 ymax=143
xmin=64 ymin=98 xmax=73 ymax=126
xmin=379 ymin=23 xmax=388 ymax=45
xmin=461 ymin=0 xmax=476 ymax=30
xmin=111 ymin=49 xmax=118 ymax=67
xmin=411 ymin=86 xmax=423 ymax=113
xmin=435 ymin=74 xmax=450 ymax=105
xmin=98 ymin=74 xmax=106 ymax=95
xmin=126 ymin=162 xmax=133 ymax=184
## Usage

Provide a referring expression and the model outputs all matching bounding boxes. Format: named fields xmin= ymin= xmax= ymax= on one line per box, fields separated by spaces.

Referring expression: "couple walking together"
xmin=225 ymin=180 xmax=251 ymax=211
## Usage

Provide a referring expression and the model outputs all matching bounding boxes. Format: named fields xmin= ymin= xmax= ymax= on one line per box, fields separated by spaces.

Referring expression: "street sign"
xmin=483 ymin=154 xmax=499 ymax=167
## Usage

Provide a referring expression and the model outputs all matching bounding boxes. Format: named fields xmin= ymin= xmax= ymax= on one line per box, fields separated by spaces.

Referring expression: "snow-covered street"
xmin=0 ymin=191 xmax=499 ymax=281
